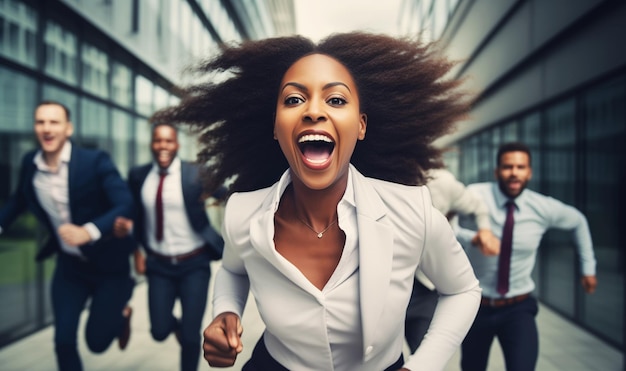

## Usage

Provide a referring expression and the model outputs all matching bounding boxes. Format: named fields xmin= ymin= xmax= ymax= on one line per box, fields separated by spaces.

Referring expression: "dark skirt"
xmin=242 ymin=336 xmax=404 ymax=371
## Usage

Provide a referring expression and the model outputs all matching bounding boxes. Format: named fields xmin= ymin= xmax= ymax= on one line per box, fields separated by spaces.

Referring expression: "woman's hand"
xmin=203 ymin=312 xmax=244 ymax=367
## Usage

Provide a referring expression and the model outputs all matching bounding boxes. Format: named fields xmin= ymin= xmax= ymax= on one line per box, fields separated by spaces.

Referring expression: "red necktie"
xmin=497 ymin=200 xmax=516 ymax=296
xmin=155 ymin=170 xmax=167 ymax=242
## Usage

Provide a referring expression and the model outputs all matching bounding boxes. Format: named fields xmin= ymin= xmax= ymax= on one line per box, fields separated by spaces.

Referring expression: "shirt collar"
xmin=152 ymin=156 xmax=181 ymax=174
xmin=272 ymin=166 xmax=356 ymax=212
xmin=492 ymin=182 xmax=525 ymax=209
xmin=33 ymin=141 xmax=72 ymax=172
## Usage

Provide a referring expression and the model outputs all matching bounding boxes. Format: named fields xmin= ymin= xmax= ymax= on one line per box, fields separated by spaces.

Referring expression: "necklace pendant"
xmin=317 ymin=232 xmax=323 ymax=238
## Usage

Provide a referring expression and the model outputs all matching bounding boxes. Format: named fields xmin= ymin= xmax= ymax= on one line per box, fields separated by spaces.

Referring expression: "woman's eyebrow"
xmin=281 ymin=82 xmax=307 ymax=92
xmin=323 ymin=82 xmax=351 ymax=92
xmin=281 ymin=81 xmax=351 ymax=93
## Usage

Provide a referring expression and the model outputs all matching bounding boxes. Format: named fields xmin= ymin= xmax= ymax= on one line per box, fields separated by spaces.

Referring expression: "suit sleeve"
xmin=87 ymin=151 xmax=135 ymax=236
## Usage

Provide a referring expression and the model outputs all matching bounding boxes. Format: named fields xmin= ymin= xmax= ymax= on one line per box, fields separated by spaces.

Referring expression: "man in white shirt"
xmin=456 ymin=142 xmax=597 ymax=371
xmin=114 ymin=123 xmax=224 ymax=371
xmin=0 ymin=101 xmax=135 ymax=371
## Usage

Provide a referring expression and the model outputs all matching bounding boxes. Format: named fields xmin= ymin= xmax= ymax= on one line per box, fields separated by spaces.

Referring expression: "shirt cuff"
xmin=581 ymin=261 xmax=596 ymax=276
xmin=82 ymin=223 xmax=102 ymax=243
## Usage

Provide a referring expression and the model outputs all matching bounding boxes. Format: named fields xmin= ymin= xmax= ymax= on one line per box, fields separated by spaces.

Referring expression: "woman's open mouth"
xmin=297 ymin=133 xmax=335 ymax=170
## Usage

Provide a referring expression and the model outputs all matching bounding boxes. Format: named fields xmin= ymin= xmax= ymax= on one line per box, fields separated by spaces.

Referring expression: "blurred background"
xmin=0 ymin=0 xmax=624 ymax=366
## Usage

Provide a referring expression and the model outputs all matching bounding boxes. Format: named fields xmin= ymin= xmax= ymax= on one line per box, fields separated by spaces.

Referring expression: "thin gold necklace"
xmin=297 ymin=217 xmax=338 ymax=239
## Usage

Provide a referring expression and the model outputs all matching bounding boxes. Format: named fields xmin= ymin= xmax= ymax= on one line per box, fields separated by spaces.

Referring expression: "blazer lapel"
xmin=67 ymin=145 xmax=79 ymax=211
xmin=180 ymin=161 xmax=191 ymax=196
xmin=351 ymin=168 xmax=394 ymax=355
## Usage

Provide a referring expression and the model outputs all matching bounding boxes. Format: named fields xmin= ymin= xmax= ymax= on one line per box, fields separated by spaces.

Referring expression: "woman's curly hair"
xmin=151 ymin=32 xmax=471 ymax=195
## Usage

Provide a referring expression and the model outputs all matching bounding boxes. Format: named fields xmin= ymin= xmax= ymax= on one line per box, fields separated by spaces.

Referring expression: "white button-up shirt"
xmin=32 ymin=141 xmax=100 ymax=256
xmin=141 ymin=157 xmax=204 ymax=255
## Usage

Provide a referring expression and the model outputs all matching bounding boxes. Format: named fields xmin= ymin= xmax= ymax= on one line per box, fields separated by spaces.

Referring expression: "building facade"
xmin=400 ymin=0 xmax=625 ymax=354
xmin=0 ymin=0 xmax=294 ymax=347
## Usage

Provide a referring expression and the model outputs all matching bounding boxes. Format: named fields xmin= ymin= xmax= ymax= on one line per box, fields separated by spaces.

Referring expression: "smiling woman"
xmin=151 ymin=32 xmax=479 ymax=371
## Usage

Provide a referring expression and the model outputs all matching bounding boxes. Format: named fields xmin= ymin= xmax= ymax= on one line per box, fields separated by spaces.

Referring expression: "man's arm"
xmin=64 ymin=151 xmax=135 ymax=249
xmin=547 ymin=197 xmax=597 ymax=293
xmin=87 ymin=151 xmax=135 ymax=236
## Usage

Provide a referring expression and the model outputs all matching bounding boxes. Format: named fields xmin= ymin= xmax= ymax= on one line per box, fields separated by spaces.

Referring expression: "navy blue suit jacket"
xmin=127 ymin=161 xmax=224 ymax=260
xmin=0 ymin=145 xmax=136 ymax=274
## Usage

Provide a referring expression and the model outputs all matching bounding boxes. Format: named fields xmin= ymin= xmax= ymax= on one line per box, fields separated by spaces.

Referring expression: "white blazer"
xmin=213 ymin=165 xmax=481 ymax=371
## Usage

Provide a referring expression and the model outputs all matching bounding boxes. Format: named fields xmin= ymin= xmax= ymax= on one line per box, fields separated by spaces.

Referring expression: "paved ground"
xmin=0 ymin=261 xmax=622 ymax=370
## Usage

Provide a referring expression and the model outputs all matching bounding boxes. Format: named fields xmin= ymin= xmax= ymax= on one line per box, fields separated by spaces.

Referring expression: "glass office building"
xmin=0 ymin=0 xmax=294 ymax=346
xmin=400 ymin=0 xmax=625 ymax=355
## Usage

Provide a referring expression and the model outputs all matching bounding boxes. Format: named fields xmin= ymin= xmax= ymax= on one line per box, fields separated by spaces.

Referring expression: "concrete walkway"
xmin=0 ymin=261 xmax=622 ymax=370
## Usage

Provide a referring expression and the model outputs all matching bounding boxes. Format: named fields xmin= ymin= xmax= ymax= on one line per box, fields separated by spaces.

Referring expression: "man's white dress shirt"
xmin=31 ymin=141 xmax=100 ymax=256
xmin=141 ymin=157 xmax=204 ymax=255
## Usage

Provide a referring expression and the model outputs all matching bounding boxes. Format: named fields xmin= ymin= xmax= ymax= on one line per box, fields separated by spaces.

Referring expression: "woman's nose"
xmin=303 ymin=100 xmax=327 ymax=123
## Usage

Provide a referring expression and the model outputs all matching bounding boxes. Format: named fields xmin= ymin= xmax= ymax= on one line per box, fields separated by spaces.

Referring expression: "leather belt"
xmin=480 ymin=293 xmax=530 ymax=308
xmin=148 ymin=245 xmax=207 ymax=265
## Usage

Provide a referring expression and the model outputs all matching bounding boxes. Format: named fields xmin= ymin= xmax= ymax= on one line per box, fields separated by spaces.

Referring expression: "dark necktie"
xmin=155 ymin=170 xmax=168 ymax=242
xmin=497 ymin=200 xmax=516 ymax=296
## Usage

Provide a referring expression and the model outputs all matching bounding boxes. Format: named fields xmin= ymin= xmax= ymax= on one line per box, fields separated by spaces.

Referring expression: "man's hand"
xmin=203 ymin=312 xmax=243 ymax=367
xmin=581 ymin=275 xmax=597 ymax=294
xmin=58 ymin=224 xmax=91 ymax=246
xmin=113 ymin=216 xmax=133 ymax=238
xmin=134 ymin=249 xmax=146 ymax=275
xmin=472 ymin=229 xmax=500 ymax=256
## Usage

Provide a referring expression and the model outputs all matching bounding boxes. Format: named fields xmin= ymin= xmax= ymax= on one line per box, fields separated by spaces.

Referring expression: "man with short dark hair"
xmin=457 ymin=141 xmax=597 ymax=371
xmin=0 ymin=100 xmax=135 ymax=371
xmin=114 ymin=122 xmax=225 ymax=371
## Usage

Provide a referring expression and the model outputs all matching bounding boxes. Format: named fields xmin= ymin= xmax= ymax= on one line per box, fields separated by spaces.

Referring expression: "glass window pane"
xmin=581 ymin=75 xmax=625 ymax=345
xmin=459 ymin=135 xmax=479 ymax=184
xmin=135 ymin=74 xmax=153 ymax=117
xmin=0 ymin=65 xmax=42 ymax=341
xmin=1 ymin=65 xmax=37 ymax=133
xmin=79 ymin=98 xmax=109 ymax=151
xmin=111 ymin=61 xmax=133 ymax=108
xmin=81 ymin=42 xmax=110 ymax=98
xmin=44 ymin=20 xmax=78 ymax=85
xmin=541 ymin=98 xmax=577 ymax=317
xmin=501 ymin=121 xmax=518 ymax=143
xmin=111 ymin=109 xmax=132 ymax=178
xmin=477 ymin=131 xmax=492 ymax=181
xmin=134 ymin=117 xmax=152 ymax=164
xmin=154 ymin=85 xmax=169 ymax=111
xmin=0 ymin=1 xmax=37 ymax=67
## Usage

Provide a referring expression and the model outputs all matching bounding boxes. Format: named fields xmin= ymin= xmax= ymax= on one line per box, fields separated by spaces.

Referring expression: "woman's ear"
xmin=358 ymin=113 xmax=367 ymax=140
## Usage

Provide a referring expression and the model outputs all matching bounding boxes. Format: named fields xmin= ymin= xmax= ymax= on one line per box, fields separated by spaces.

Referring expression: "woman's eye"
xmin=285 ymin=96 xmax=303 ymax=105
xmin=328 ymin=97 xmax=346 ymax=106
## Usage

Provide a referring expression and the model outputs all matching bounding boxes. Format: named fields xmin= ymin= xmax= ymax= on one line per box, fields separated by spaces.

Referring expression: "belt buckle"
xmin=490 ymin=298 xmax=498 ymax=307
xmin=170 ymin=256 xmax=179 ymax=265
